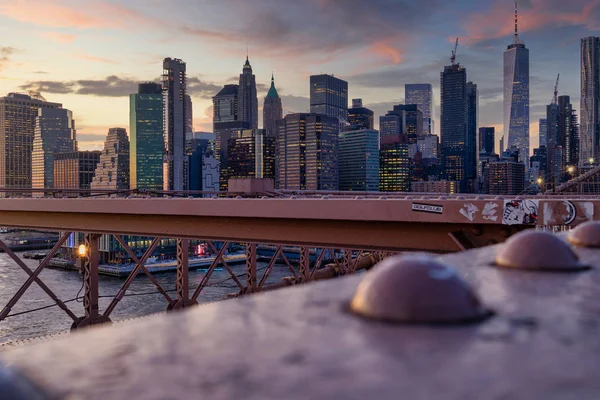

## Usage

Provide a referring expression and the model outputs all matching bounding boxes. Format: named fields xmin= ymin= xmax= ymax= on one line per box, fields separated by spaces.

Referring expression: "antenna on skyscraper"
xmin=450 ymin=38 xmax=459 ymax=65
xmin=553 ymin=73 xmax=560 ymax=105
xmin=514 ymin=0 xmax=519 ymax=44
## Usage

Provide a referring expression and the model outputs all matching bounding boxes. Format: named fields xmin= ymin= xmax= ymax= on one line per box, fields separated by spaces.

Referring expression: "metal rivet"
xmin=567 ymin=221 xmax=600 ymax=248
xmin=456 ymin=196 xmax=466 ymax=200
xmin=438 ymin=196 xmax=448 ymax=200
xmin=378 ymin=196 xmax=387 ymax=200
xmin=495 ymin=230 xmax=589 ymax=272
xmin=421 ymin=196 xmax=429 ymax=200
xmin=261 ymin=196 xmax=269 ymax=199
xmin=355 ymin=196 xmax=364 ymax=200
xmin=321 ymin=196 xmax=329 ymax=199
xmin=495 ymin=196 xmax=504 ymax=200
xmin=235 ymin=196 xmax=243 ymax=199
xmin=405 ymin=196 xmax=414 ymax=200
xmin=289 ymin=196 xmax=297 ymax=199
xmin=476 ymin=196 xmax=485 ymax=200
xmin=350 ymin=255 xmax=492 ymax=324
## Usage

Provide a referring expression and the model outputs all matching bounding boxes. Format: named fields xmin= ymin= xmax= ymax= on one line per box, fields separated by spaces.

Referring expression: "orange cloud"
xmin=369 ymin=41 xmax=403 ymax=64
xmin=42 ymin=31 xmax=76 ymax=43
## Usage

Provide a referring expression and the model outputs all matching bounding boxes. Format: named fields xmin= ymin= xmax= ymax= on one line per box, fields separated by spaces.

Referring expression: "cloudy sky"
xmin=0 ymin=0 xmax=598 ymax=151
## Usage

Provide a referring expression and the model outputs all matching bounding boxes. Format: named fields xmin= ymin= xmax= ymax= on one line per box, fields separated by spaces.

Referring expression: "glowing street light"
xmin=78 ymin=244 xmax=87 ymax=257
xmin=536 ymin=177 xmax=543 ymax=185
xmin=589 ymin=158 xmax=595 ymax=164
xmin=567 ymin=166 xmax=575 ymax=174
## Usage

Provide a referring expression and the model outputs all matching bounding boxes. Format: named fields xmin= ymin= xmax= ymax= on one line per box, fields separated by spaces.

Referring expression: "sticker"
xmin=412 ymin=203 xmax=443 ymax=214
xmin=542 ymin=201 xmax=594 ymax=226
xmin=459 ymin=203 xmax=479 ymax=222
xmin=502 ymin=200 xmax=539 ymax=225
xmin=482 ymin=202 xmax=499 ymax=222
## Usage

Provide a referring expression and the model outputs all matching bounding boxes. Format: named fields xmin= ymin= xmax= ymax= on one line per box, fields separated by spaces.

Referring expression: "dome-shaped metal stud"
xmin=495 ymin=230 xmax=589 ymax=271
xmin=567 ymin=221 xmax=600 ymax=248
xmin=350 ymin=255 xmax=491 ymax=324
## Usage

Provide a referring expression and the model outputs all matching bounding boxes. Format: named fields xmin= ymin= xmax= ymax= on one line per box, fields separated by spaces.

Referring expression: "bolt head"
xmin=350 ymin=255 xmax=491 ymax=324
xmin=495 ymin=230 xmax=588 ymax=272
xmin=567 ymin=221 xmax=600 ymax=248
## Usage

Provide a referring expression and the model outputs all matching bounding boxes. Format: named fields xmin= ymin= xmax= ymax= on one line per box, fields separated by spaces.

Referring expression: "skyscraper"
xmin=539 ymin=118 xmax=548 ymax=146
xmin=228 ymin=129 xmax=275 ymax=180
xmin=441 ymin=62 xmax=468 ymax=192
xmin=557 ymin=95 xmax=580 ymax=168
xmin=91 ymin=128 xmax=130 ymax=191
xmin=162 ymin=58 xmax=187 ymax=191
xmin=467 ymin=81 xmax=479 ymax=188
xmin=504 ymin=2 xmax=530 ymax=167
xmin=581 ymin=37 xmax=600 ymax=165
xmin=263 ymin=74 xmax=282 ymax=138
xmin=238 ymin=57 xmax=259 ymax=130
xmin=310 ymin=74 xmax=348 ymax=123
xmin=488 ymin=160 xmax=525 ymax=195
xmin=347 ymin=99 xmax=374 ymax=130
xmin=130 ymin=82 xmax=163 ymax=191
xmin=338 ymin=128 xmax=379 ymax=191
xmin=546 ymin=102 xmax=560 ymax=178
xmin=31 ymin=108 xmax=77 ymax=195
xmin=276 ymin=113 xmax=338 ymax=190
xmin=405 ymin=84 xmax=434 ymax=135
xmin=0 ymin=93 xmax=61 ymax=195
xmin=479 ymin=127 xmax=495 ymax=154
xmin=54 ymin=151 xmax=101 ymax=195
xmin=213 ymin=84 xmax=249 ymax=191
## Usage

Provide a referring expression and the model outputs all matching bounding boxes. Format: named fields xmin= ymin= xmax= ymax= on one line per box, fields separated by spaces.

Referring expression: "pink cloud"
xmin=72 ymin=54 xmax=118 ymax=64
xmin=368 ymin=41 xmax=404 ymax=64
xmin=42 ymin=31 xmax=76 ymax=43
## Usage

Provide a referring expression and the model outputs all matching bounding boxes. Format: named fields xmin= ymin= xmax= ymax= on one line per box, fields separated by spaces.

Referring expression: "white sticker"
xmin=459 ymin=203 xmax=479 ymax=222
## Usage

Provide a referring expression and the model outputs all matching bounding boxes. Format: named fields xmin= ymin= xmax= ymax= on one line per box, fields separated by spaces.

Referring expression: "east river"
xmin=0 ymin=252 xmax=290 ymax=344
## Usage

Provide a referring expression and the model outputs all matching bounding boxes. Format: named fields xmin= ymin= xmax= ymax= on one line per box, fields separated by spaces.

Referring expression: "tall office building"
xmin=31 ymin=108 xmax=77 ymax=195
xmin=310 ymin=74 xmax=348 ymax=123
xmin=381 ymin=105 xmax=423 ymax=144
xmin=276 ymin=113 xmax=338 ymax=190
xmin=539 ymin=118 xmax=548 ymax=146
xmin=213 ymin=84 xmax=249 ymax=191
xmin=162 ymin=58 xmax=187 ymax=191
xmin=347 ymin=99 xmax=374 ymax=130
xmin=238 ymin=57 xmax=259 ymax=130
xmin=558 ymin=95 xmax=580 ymax=168
xmin=338 ymin=129 xmax=379 ymax=191
xmin=504 ymin=3 xmax=530 ymax=167
xmin=263 ymin=74 xmax=282 ymax=138
xmin=0 ymin=93 xmax=61 ymax=194
xmin=185 ymin=94 xmax=193 ymax=135
xmin=466 ymin=82 xmax=479 ymax=188
xmin=488 ymin=160 xmax=525 ymax=195
xmin=228 ymin=129 xmax=275 ymax=180
xmin=54 ymin=151 xmax=101 ymax=195
xmin=405 ymin=84 xmax=434 ymax=134
xmin=91 ymin=128 xmax=130 ymax=191
xmin=479 ymin=127 xmax=495 ymax=154
xmin=441 ymin=62 xmax=468 ymax=192
xmin=187 ymin=132 xmax=219 ymax=195
xmin=546 ymin=102 xmax=560 ymax=178
xmin=581 ymin=37 xmax=600 ymax=165
xmin=130 ymin=82 xmax=163 ymax=191
xmin=379 ymin=134 xmax=410 ymax=192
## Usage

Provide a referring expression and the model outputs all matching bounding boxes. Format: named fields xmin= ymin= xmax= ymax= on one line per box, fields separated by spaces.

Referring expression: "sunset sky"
xmin=0 ymin=0 xmax=599 ymax=151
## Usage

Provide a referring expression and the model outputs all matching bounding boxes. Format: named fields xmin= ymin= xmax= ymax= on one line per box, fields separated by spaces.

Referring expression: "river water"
xmin=0 ymin=253 xmax=290 ymax=344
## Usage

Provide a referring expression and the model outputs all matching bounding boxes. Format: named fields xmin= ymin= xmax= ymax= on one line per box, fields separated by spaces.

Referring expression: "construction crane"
xmin=553 ymin=73 xmax=560 ymax=105
xmin=450 ymin=38 xmax=459 ymax=66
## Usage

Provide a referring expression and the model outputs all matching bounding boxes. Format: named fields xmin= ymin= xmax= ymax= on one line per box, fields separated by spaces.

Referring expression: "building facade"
xmin=504 ymin=7 xmax=530 ymax=167
xmin=276 ymin=113 xmax=339 ymax=190
xmin=580 ymin=37 xmax=600 ymax=165
xmin=558 ymin=95 xmax=580 ymax=169
xmin=130 ymin=82 xmax=163 ymax=191
xmin=488 ymin=161 xmax=525 ymax=195
xmin=238 ymin=57 xmax=259 ymax=130
xmin=405 ymin=84 xmax=434 ymax=135
xmin=263 ymin=74 xmax=282 ymax=138
xmin=379 ymin=134 xmax=410 ymax=192
xmin=411 ymin=180 xmax=458 ymax=194
xmin=347 ymin=99 xmax=374 ymax=130
xmin=228 ymin=129 xmax=275 ymax=180
xmin=91 ymin=128 xmax=130 ymax=191
xmin=31 ymin=108 xmax=77 ymax=195
xmin=539 ymin=118 xmax=548 ymax=147
xmin=466 ymin=81 xmax=479 ymax=188
xmin=338 ymin=129 xmax=379 ymax=191
xmin=187 ymin=132 xmax=219 ymax=195
xmin=310 ymin=74 xmax=348 ymax=123
xmin=479 ymin=127 xmax=495 ymax=154
xmin=54 ymin=151 xmax=101 ymax=195
xmin=162 ymin=58 xmax=187 ymax=191
xmin=0 ymin=93 xmax=61 ymax=194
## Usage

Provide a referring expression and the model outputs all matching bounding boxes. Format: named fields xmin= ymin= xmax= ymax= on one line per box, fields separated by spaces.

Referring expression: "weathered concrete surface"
xmin=1 ymin=241 xmax=600 ymax=399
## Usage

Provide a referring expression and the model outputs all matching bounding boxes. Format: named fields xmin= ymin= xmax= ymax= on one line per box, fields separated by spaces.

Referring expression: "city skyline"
xmin=0 ymin=0 xmax=598 ymax=152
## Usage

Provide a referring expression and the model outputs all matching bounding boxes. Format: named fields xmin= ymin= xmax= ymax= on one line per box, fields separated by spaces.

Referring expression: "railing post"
xmin=299 ymin=247 xmax=310 ymax=282
xmin=245 ymin=243 xmax=257 ymax=293
xmin=72 ymin=233 xmax=111 ymax=330
xmin=171 ymin=239 xmax=197 ymax=310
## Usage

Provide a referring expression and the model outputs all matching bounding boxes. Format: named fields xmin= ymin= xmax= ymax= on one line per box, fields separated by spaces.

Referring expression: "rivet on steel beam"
xmin=516 ymin=196 xmax=524 ymax=200
xmin=421 ymin=196 xmax=429 ymax=200
xmin=289 ymin=196 xmax=297 ymax=199
xmin=405 ymin=196 xmax=414 ymax=200
xmin=438 ymin=196 xmax=448 ymax=200
xmin=495 ymin=196 xmax=504 ymax=200
xmin=349 ymin=255 xmax=492 ymax=324
xmin=378 ymin=196 xmax=387 ymax=200
xmin=355 ymin=196 xmax=364 ymax=200
xmin=567 ymin=221 xmax=600 ymax=248
xmin=456 ymin=196 xmax=466 ymax=200
xmin=321 ymin=196 xmax=330 ymax=199
xmin=495 ymin=230 xmax=589 ymax=272
xmin=476 ymin=196 xmax=485 ymax=200
xmin=235 ymin=196 xmax=243 ymax=199
xmin=262 ymin=196 xmax=269 ymax=199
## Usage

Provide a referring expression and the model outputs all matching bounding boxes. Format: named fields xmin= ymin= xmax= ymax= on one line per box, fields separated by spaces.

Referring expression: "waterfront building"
xmin=263 ymin=74 xmax=283 ymax=138
xmin=91 ymin=128 xmax=130 ymax=191
xmin=504 ymin=2 xmax=530 ymax=168
xmin=539 ymin=118 xmax=548 ymax=147
xmin=54 ymin=151 xmax=101 ymax=195
xmin=238 ymin=57 xmax=259 ymax=130
xmin=347 ymin=99 xmax=374 ymax=130
xmin=276 ymin=113 xmax=339 ymax=190
xmin=405 ymin=84 xmax=434 ymax=134
xmin=479 ymin=127 xmax=495 ymax=154
xmin=228 ymin=129 xmax=275 ymax=180
xmin=338 ymin=128 xmax=379 ymax=191
xmin=162 ymin=58 xmax=187 ymax=191
xmin=488 ymin=160 xmax=525 ymax=195
xmin=580 ymin=37 xmax=600 ymax=165
xmin=0 ymin=93 xmax=61 ymax=195
xmin=310 ymin=74 xmax=348 ymax=123
xmin=130 ymin=82 xmax=163 ymax=191
xmin=441 ymin=62 xmax=468 ymax=192
xmin=31 ymin=108 xmax=77 ymax=195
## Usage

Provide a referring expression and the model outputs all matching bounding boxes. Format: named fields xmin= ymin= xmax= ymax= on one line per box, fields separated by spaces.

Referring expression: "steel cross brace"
xmin=170 ymin=239 xmax=197 ymax=310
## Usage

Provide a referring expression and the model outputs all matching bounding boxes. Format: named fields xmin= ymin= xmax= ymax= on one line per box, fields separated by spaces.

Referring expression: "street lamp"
xmin=78 ymin=244 xmax=87 ymax=257
xmin=589 ymin=158 xmax=595 ymax=165
xmin=567 ymin=165 xmax=575 ymax=174
xmin=536 ymin=177 xmax=543 ymax=185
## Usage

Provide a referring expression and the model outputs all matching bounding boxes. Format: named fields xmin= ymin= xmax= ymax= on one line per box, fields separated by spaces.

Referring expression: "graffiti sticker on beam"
xmin=542 ymin=201 xmax=594 ymax=226
xmin=502 ymin=199 xmax=539 ymax=225
xmin=411 ymin=203 xmax=444 ymax=214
